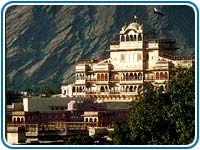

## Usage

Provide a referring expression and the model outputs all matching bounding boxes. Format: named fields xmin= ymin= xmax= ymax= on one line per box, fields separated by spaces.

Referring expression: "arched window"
xmin=13 ymin=117 xmax=16 ymax=123
xmin=89 ymin=118 xmax=93 ymax=122
xmin=80 ymin=74 xmax=82 ymax=80
xmin=160 ymin=72 xmax=164 ymax=80
xmin=130 ymin=86 xmax=133 ymax=92
xmin=134 ymin=35 xmax=137 ymax=41
xmin=134 ymin=73 xmax=137 ymax=80
xmin=104 ymin=86 xmax=108 ymax=92
xmin=97 ymin=74 xmax=100 ymax=81
xmin=105 ymin=74 xmax=108 ymax=81
xmin=121 ymin=35 xmax=125 ymax=42
xmin=130 ymin=73 xmax=134 ymax=80
xmin=126 ymin=73 xmax=129 ymax=80
xmin=85 ymin=118 xmax=88 ymax=122
xmin=130 ymin=35 xmax=134 ymax=41
xmin=122 ymin=73 xmax=125 ymax=81
xmin=126 ymin=86 xmax=130 ymax=92
xmin=100 ymin=86 xmax=105 ymax=92
xmin=123 ymin=86 xmax=126 ymax=92
xmin=138 ymin=34 xmax=142 ymax=41
xmin=21 ymin=118 xmax=24 ymax=123
xmin=126 ymin=35 xmax=130 ymax=41
xmin=138 ymin=73 xmax=143 ymax=80
xmin=156 ymin=72 xmax=159 ymax=80
xmin=17 ymin=117 xmax=20 ymax=123
xmin=134 ymin=86 xmax=137 ymax=92
xmin=101 ymin=74 xmax=104 ymax=81
xmin=94 ymin=118 xmax=97 ymax=122
xmin=63 ymin=90 xmax=66 ymax=95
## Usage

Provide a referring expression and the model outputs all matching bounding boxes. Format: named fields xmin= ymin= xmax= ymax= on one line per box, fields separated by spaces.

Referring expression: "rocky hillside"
xmin=6 ymin=5 xmax=195 ymax=91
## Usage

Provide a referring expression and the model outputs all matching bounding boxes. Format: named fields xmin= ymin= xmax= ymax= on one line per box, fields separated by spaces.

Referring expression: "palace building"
xmin=61 ymin=17 xmax=194 ymax=101
xmin=7 ymin=17 xmax=195 ymax=144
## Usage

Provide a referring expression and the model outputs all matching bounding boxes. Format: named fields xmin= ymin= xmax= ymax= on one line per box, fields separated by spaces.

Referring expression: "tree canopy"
xmin=111 ymin=67 xmax=195 ymax=145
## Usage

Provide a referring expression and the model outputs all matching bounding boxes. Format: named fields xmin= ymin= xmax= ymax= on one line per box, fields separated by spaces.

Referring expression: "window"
xmin=105 ymin=74 xmax=108 ymax=81
xmin=121 ymin=54 xmax=125 ymax=62
xmin=134 ymin=35 xmax=137 ymax=41
xmin=130 ymin=35 xmax=134 ymax=41
xmin=146 ymin=54 xmax=149 ymax=60
xmin=121 ymin=35 xmax=125 ymax=42
xmin=100 ymin=74 xmax=104 ymax=81
xmin=138 ymin=73 xmax=143 ymax=80
xmin=97 ymin=74 xmax=100 ymax=81
xmin=137 ymin=54 xmax=142 ymax=61
xmin=138 ymin=34 xmax=142 ymax=41
xmin=126 ymin=35 xmax=130 ymax=41
xmin=63 ymin=90 xmax=66 ymax=95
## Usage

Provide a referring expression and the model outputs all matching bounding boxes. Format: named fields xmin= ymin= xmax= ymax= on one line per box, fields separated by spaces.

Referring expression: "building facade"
xmin=61 ymin=18 xmax=194 ymax=101
xmin=8 ymin=98 xmax=130 ymax=143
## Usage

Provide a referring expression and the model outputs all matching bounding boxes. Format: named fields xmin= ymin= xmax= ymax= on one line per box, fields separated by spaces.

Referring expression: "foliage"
xmin=129 ymin=83 xmax=172 ymax=144
xmin=167 ymin=67 xmax=195 ymax=144
xmin=24 ymin=86 xmax=60 ymax=96
xmin=112 ymin=67 xmax=195 ymax=145
xmin=110 ymin=122 xmax=131 ymax=145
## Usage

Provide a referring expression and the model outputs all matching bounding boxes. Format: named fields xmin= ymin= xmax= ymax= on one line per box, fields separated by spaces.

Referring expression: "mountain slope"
xmin=5 ymin=5 xmax=195 ymax=91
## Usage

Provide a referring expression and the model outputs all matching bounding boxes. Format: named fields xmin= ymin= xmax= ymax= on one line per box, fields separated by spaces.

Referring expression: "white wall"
xmin=23 ymin=97 xmax=70 ymax=112
xmin=7 ymin=133 xmax=19 ymax=145
xmin=61 ymin=84 xmax=73 ymax=97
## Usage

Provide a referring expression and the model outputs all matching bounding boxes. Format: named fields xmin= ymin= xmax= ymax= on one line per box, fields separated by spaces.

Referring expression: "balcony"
xmin=109 ymin=78 xmax=120 ymax=83
xmin=120 ymin=79 xmax=143 ymax=84
xmin=75 ymin=80 xmax=86 ymax=84
xmin=73 ymin=92 xmax=86 ymax=96
xmin=120 ymin=92 xmax=138 ymax=95
xmin=110 ymin=41 xmax=143 ymax=50
xmin=146 ymin=41 xmax=159 ymax=49
xmin=120 ymin=41 xmax=143 ymax=49
xmin=95 ymin=80 xmax=109 ymax=84
xmin=93 ymin=64 xmax=110 ymax=72
xmin=76 ymin=64 xmax=90 ymax=72
xmin=152 ymin=61 xmax=170 ymax=70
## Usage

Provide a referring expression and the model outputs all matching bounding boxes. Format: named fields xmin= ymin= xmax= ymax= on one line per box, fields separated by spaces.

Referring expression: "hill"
xmin=6 ymin=5 xmax=195 ymax=91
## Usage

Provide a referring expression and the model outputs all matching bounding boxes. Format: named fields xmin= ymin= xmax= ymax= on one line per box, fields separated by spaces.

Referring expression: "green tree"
xmin=129 ymin=83 xmax=173 ymax=144
xmin=129 ymin=67 xmax=195 ymax=145
xmin=167 ymin=67 xmax=195 ymax=144
xmin=110 ymin=122 xmax=131 ymax=144
xmin=111 ymin=67 xmax=195 ymax=145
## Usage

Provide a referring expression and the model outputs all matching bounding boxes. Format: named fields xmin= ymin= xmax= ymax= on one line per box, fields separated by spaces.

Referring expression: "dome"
xmin=67 ymin=100 xmax=77 ymax=110
xmin=126 ymin=22 xmax=140 ymax=31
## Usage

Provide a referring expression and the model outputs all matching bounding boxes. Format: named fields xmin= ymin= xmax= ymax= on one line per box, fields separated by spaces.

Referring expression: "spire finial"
xmin=133 ymin=15 xmax=138 ymax=22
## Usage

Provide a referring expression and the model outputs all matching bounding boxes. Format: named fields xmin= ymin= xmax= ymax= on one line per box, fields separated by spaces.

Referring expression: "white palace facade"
xmin=61 ymin=18 xmax=194 ymax=101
